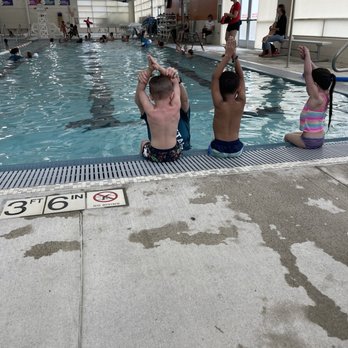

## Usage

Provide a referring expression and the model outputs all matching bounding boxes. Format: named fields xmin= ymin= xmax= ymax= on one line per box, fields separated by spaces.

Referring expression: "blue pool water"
xmin=0 ymin=40 xmax=348 ymax=166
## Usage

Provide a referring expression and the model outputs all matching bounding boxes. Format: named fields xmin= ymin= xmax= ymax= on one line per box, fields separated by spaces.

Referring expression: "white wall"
xmin=0 ymin=0 xmax=79 ymax=31
xmin=293 ymin=0 xmax=348 ymax=38
xmin=77 ymin=0 xmax=129 ymax=27
xmin=133 ymin=0 xmax=165 ymax=23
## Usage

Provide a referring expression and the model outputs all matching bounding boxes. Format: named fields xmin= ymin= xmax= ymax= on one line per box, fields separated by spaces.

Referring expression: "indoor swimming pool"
xmin=0 ymin=39 xmax=348 ymax=166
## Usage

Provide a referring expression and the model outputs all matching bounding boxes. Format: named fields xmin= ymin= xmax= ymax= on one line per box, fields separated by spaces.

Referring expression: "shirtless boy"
xmin=135 ymin=57 xmax=182 ymax=162
xmin=208 ymin=36 xmax=246 ymax=157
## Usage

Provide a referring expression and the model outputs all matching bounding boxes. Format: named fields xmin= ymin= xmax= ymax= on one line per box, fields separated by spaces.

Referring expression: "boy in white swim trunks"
xmin=208 ymin=36 xmax=246 ymax=158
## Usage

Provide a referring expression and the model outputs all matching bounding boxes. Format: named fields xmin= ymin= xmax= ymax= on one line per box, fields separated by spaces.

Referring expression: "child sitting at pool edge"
xmin=208 ymin=36 xmax=246 ymax=158
xmin=136 ymin=59 xmax=182 ymax=162
xmin=284 ymin=46 xmax=336 ymax=149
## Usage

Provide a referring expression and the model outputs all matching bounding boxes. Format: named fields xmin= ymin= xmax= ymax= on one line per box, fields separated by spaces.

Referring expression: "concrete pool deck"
xmin=1 ymin=161 xmax=348 ymax=347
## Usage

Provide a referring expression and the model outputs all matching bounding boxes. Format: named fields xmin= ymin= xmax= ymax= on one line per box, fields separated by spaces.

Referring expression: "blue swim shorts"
xmin=208 ymin=138 xmax=244 ymax=158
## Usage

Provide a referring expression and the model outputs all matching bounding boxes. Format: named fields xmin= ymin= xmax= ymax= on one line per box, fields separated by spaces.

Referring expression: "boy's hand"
xmin=138 ymin=70 xmax=150 ymax=85
xmin=148 ymin=54 xmax=160 ymax=71
xmin=225 ymin=36 xmax=236 ymax=58
xmin=165 ymin=67 xmax=179 ymax=79
xmin=298 ymin=46 xmax=309 ymax=60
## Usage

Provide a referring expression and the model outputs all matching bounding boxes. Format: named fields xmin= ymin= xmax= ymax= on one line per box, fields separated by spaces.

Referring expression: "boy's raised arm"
xmin=136 ymin=70 xmax=154 ymax=115
xmin=165 ymin=67 xmax=181 ymax=108
xmin=211 ymin=36 xmax=235 ymax=106
xmin=234 ymin=57 xmax=245 ymax=102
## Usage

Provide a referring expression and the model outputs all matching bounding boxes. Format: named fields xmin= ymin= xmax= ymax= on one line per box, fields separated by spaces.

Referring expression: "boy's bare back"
xmin=211 ymin=37 xmax=246 ymax=142
xmin=136 ymin=63 xmax=181 ymax=150
xmin=146 ymin=91 xmax=180 ymax=150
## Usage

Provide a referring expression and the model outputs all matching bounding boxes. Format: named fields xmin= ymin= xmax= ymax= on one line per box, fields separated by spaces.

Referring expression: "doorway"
xmin=238 ymin=0 xmax=259 ymax=48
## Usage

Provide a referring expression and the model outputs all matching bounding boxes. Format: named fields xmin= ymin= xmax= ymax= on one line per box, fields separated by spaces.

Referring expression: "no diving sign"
xmin=86 ymin=189 xmax=126 ymax=209
xmin=0 ymin=188 xmax=127 ymax=219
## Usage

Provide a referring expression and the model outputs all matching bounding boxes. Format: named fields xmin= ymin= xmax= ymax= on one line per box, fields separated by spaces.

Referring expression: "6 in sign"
xmin=93 ymin=191 xmax=118 ymax=203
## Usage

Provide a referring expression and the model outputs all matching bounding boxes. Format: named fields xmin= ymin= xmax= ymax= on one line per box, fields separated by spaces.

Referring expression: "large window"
xmin=134 ymin=0 xmax=165 ymax=22
xmin=78 ymin=0 xmax=129 ymax=27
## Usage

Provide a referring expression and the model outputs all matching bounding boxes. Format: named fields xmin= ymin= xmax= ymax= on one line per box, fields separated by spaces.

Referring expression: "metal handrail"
xmin=332 ymin=40 xmax=348 ymax=72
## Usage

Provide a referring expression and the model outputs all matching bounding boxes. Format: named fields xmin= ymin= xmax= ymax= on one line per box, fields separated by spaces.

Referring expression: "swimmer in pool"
xmin=8 ymin=47 xmax=23 ymax=62
xmin=284 ymin=46 xmax=336 ymax=149
xmin=135 ymin=56 xmax=182 ymax=162
xmin=208 ymin=36 xmax=246 ymax=158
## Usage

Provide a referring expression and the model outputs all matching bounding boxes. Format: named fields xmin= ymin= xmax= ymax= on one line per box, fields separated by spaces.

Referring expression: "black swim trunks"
xmin=227 ymin=21 xmax=242 ymax=32
xmin=142 ymin=142 xmax=182 ymax=163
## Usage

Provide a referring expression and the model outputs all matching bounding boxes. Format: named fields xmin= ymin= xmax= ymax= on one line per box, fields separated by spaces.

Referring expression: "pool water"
xmin=0 ymin=40 xmax=348 ymax=166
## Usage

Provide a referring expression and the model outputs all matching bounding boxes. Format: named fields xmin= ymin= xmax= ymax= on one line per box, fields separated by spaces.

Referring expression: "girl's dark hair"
xmin=312 ymin=68 xmax=336 ymax=128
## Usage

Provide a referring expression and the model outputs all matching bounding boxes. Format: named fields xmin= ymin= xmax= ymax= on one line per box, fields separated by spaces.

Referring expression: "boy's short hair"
xmin=219 ymin=71 xmax=240 ymax=99
xmin=149 ymin=75 xmax=173 ymax=101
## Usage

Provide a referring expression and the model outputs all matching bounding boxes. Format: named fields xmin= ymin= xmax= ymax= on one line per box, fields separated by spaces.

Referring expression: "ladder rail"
xmin=332 ymin=40 xmax=348 ymax=73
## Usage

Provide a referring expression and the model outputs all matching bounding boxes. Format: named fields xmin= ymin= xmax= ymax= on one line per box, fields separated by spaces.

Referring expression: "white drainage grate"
xmin=1 ymin=140 xmax=348 ymax=190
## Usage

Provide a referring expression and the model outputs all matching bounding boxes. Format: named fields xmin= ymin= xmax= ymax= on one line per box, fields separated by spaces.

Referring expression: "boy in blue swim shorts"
xmin=209 ymin=36 xmax=246 ymax=158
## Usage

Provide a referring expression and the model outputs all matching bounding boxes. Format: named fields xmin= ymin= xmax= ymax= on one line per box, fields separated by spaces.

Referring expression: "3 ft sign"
xmin=0 ymin=189 xmax=126 ymax=219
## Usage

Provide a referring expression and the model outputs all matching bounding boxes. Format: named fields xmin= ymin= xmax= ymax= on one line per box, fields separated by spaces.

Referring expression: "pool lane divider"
xmin=0 ymin=188 xmax=127 ymax=219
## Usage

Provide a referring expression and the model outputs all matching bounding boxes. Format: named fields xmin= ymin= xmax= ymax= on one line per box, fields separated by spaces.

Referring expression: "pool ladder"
xmin=332 ymin=40 xmax=348 ymax=73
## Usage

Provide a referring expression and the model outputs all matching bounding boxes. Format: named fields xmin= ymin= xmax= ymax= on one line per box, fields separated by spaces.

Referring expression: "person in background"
xmin=175 ymin=42 xmax=194 ymax=58
xmin=109 ymin=32 xmax=115 ymax=41
xmin=284 ymin=46 xmax=336 ymax=149
xmin=259 ymin=4 xmax=287 ymax=57
xmin=135 ymin=55 xmax=182 ymax=162
xmin=60 ymin=21 xmax=68 ymax=39
xmin=177 ymin=17 xmax=190 ymax=43
xmin=202 ymin=14 xmax=215 ymax=39
xmin=136 ymin=54 xmax=192 ymax=153
xmin=68 ymin=24 xmax=74 ymax=39
xmin=8 ymin=47 xmax=23 ymax=62
xmin=4 ymin=38 xmax=9 ymax=50
xmin=26 ymin=51 xmax=39 ymax=58
xmin=73 ymin=24 xmax=79 ymax=38
xmin=224 ymin=0 xmax=241 ymax=42
xmin=208 ymin=36 xmax=246 ymax=158
xmin=84 ymin=17 xmax=93 ymax=33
